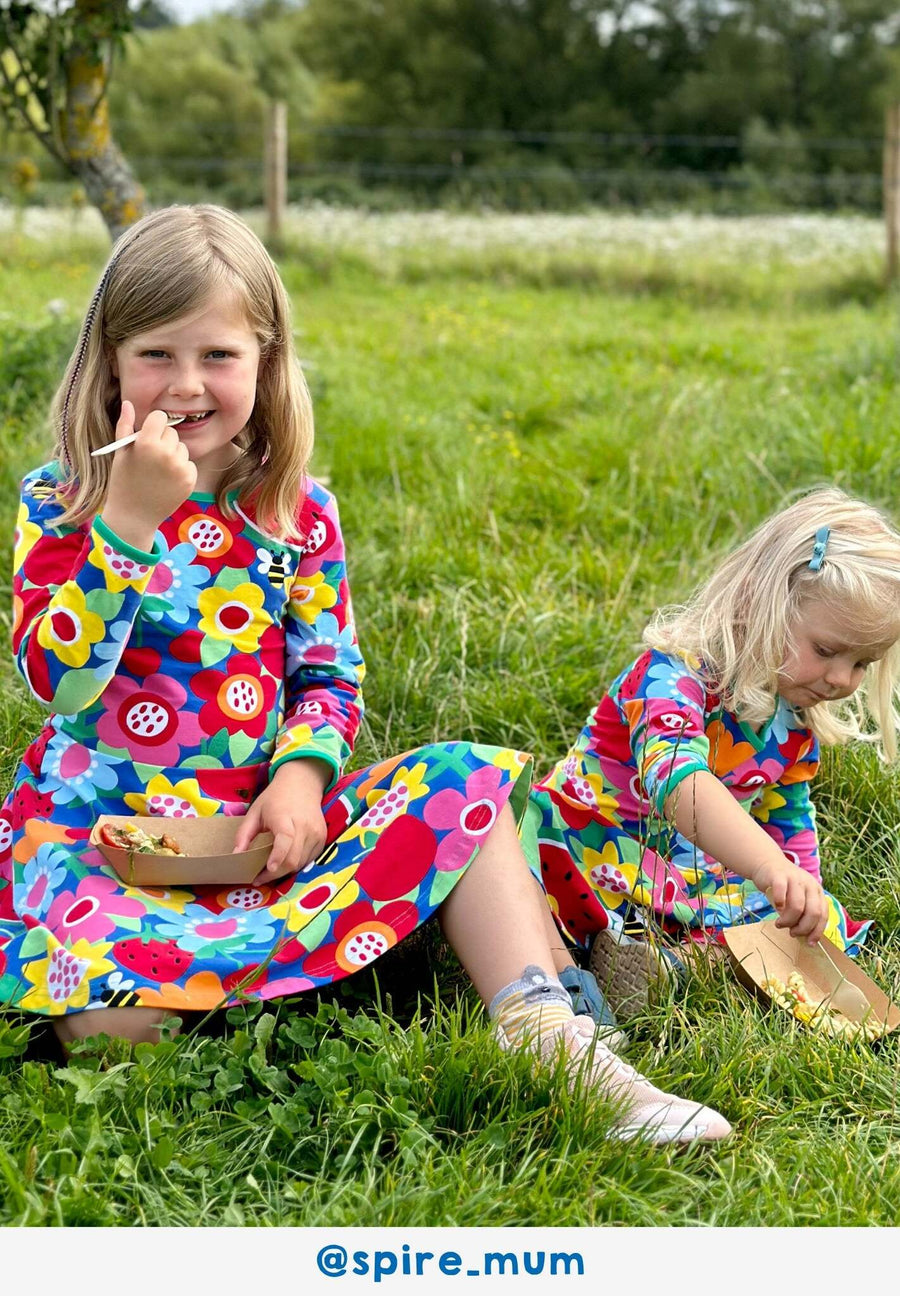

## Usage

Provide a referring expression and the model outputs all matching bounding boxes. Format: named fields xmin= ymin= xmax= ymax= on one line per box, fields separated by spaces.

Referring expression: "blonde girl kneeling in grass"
xmin=529 ymin=488 xmax=900 ymax=1017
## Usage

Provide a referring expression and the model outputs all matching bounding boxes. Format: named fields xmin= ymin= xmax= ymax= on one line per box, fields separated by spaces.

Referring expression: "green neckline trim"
xmin=188 ymin=489 xmax=239 ymax=503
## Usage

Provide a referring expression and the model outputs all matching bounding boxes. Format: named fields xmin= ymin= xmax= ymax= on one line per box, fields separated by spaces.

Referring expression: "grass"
xmin=2 ymin=209 xmax=900 ymax=1226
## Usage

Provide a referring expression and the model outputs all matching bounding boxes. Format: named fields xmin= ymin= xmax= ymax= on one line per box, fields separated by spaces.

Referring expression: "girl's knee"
xmin=53 ymin=1006 xmax=177 ymax=1049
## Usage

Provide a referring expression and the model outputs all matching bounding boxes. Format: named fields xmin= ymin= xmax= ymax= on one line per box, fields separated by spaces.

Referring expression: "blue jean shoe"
xmin=558 ymin=965 xmax=626 ymax=1051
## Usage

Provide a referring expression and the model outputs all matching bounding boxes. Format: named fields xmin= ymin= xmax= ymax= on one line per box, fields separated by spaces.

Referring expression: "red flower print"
xmin=22 ymin=529 xmax=86 ymax=588
xmin=193 ymin=653 xmax=278 ymax=738
xmin=121 ymin=646 xmax=161 ymax=678
xmin=169 ymin=629 xmax=204 ymax=664
xmin=553 ymin=790 xmax=594 ymax=832
xmin=295 ymin=495 xmax=340 ymax=560
xmin=169 ymin=503 xmax=256 ymax=574
xmin=302 ymin=899 xmax=419 ymax=980
xmin=352 ymin=814 xmax=437 ymax=900
xmin=96 ymin=671 xmax=205 ymax=764
xmin=195 ymin=765 xmax=265 ymax=814
xmin=587 ymin=695 xmax=632 ymax=763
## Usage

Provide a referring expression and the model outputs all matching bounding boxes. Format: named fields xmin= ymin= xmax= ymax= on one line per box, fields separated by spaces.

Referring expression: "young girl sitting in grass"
xmin=529 ymin=488 xmax=900 ymax=1018
xmin=0 ymin=204 xmax=730 ymax=1144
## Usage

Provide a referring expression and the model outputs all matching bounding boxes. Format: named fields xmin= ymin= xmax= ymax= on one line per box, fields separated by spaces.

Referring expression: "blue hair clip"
xmin=808 ymin=526 xmax=831 ymax=572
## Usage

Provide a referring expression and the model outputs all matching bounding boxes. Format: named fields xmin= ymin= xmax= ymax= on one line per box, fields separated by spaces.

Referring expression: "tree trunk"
xmin=59 ymin=0 xmax=146 ymax=241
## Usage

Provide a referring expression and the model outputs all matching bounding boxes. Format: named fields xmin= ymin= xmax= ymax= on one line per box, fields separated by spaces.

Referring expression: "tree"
xmin=0 ymin=0 xmax=145 ymax=239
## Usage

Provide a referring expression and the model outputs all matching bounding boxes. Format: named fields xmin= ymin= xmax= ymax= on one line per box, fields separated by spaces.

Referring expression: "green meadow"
xmin=1 ymin=210 xmax=900 ymax=1225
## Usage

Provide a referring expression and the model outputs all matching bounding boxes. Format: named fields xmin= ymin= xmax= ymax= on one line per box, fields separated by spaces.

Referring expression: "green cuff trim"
xmin=94 ymin=518 xmax=162 ymax=566
xmin=648 ymin=758 xmax=708 ymax=817
xmin=269 ymin=749 xmax=341 ymax=794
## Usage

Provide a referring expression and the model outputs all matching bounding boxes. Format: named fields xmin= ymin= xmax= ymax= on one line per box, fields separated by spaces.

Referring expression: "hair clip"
xmin=808 ymin=525 xmax=831 ymax=572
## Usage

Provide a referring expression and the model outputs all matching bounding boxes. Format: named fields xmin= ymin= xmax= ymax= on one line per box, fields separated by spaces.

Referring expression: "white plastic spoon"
xmin=91 ymin=413 xmax=186 ymax=457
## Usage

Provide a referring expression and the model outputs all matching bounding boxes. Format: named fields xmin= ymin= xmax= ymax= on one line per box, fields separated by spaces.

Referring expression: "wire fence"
xmin=0 ymin=122 xmax=892 ymax=214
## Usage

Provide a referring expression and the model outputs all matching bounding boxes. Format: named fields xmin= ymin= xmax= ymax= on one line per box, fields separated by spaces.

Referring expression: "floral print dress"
xmin=528 ymin=649 xmax=869 ymax=953
xmin=0 ymin=463 xmax=532 ymax=1016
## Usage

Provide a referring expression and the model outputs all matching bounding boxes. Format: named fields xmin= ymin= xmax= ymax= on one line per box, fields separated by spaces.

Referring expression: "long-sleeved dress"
xmin=527 ymin=648 xmax=869 ymax=953
xmin=0 ymin=463 xmax=533 ymax=1016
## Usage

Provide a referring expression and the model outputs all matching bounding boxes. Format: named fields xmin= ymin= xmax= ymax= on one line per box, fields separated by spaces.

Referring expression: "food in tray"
xmin=762 ymin=970 xmax=884 ymax=1041
xmin=100 ymin=823 xmax=187 ymax=856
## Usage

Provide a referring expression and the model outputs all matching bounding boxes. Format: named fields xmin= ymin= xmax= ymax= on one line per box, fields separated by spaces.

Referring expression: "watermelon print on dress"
xmin=529 ymin=649 xmax=869 ymax=954
xmin=0 ymin=464 xmax=533 ymax=1016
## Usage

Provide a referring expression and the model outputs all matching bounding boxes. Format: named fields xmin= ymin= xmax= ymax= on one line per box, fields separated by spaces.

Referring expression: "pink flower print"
xmin=423 ymin=763 xmax=505 ymax=872
xmin=96 ymin=671 xmax=204 ymax=764
xmin=46 ymin=873 xmax=146 ymax=945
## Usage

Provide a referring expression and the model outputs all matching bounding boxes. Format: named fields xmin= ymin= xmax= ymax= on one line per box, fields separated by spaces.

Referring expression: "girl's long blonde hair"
xmin=50 ymin=205 xmax=313 ymax=541
xmin=644 ymin=487 xmax=900 ymax=759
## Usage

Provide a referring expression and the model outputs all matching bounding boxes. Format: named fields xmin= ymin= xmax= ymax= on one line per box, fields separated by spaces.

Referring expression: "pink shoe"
xmin=499 ymin=1014 xmax=732 ymax=1145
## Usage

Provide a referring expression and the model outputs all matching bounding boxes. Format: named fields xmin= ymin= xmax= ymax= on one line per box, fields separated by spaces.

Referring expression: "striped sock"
xmin=489 ymin=964 xmax=575 ymax=1048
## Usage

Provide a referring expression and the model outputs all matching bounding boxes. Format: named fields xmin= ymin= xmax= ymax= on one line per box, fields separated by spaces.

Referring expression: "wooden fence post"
xmin=265 ymin=98 xmax=287 ymax=249
xmin=884 ymin=103 xmax=900 ymax=285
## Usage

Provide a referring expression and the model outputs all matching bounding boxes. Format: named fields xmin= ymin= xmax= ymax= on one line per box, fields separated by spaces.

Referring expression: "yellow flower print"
xmin=716 ymin=884 xmax=749 ymax=908
xmin=198 ymin=583 xmax=273 ymax=653
xmin=272 ymin=724 xmax=315 ymax=764
xmin=753 ymin=787 xmax=786 ymax=824
xmin=87 ymin=534 xmax=155 ymax=594
xmin=269 ymin=863 xmax=360 ymax=934
xmin=124 ymin=775 xmax=220 ymax=818
xmin=583 ymin=843 xmax=640 ymax=911
xmin=13 ymin=502 xmax=41 ymax=572
xmin=823 ymin=899 xmax=842 ymax=946
xmin=339 ymin=761 xmax=431 ymax=843
xmin=490 ymin=751 xmax=531 ymax=777
xmin=122 ymin=883 xmax=194 ymax=915
xmin=36 ymin=583 xmax=106 ymax=668
xmin=364 ymin=760 xmax=430 ymax=810
xmin=289 ymin=571 xmax=338 ymax=625
xmin=20 ymin=937 xmax=116 ymax=1015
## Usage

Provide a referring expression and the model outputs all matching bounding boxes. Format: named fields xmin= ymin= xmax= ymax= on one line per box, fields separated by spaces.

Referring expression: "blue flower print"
xmin=769 ymin=697 xmax=802 ymax=746
xmin=286 ymin=611 xmax=359 ymax=676
xmin=155 ymin=903 xmax=280 ymax=955
xmin=143 ymin=539 xmax=209 ymax=625
xmin=93 ymin=619 xmax=131 ymax=683
xmin=38 ymin=732 xmax=125 ymax=805
xmin=642 ymin=659 xmax=698 ymax=701
xmin=18 ymin=844 xmax=70 ymax=919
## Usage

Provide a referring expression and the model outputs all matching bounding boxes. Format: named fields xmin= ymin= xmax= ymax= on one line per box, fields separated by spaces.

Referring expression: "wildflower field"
xmin=1 ymin=208 xmax=900 ymax=1226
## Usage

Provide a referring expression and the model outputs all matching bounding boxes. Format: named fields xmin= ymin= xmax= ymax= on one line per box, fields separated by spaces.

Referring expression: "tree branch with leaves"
xmin=0 ymin=0 xmax=145 ymax=239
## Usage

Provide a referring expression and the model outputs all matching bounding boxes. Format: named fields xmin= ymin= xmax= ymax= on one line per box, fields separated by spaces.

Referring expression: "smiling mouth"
xmin=169 ymin=410 xmax=213 ymax=424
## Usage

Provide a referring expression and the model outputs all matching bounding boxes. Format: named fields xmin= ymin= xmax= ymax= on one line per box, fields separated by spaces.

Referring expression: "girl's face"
xmin=111 ymin=293 xmax=262 ymax=491
xmin=777 ymin=598 xmax=894 ymax=708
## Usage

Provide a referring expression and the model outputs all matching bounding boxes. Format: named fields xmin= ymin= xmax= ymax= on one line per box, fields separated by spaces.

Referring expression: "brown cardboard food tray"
xmin=724 ymin=922 xmax=900 ymax=1035
xmin=91 ymin=814 xmax=275 ymax=887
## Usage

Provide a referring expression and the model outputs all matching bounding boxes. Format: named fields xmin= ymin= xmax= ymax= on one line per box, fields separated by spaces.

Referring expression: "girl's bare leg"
xmin=53 ymin=1007 xmax=176 ymax=1050
xmin=439 ymin=803 xmax=732 ymax=1143
xmin=438 ymin=803 xmax=573 ymax=1002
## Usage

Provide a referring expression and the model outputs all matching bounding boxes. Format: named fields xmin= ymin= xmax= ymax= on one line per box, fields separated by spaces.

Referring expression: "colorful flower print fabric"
xmin=528 ymin=649 xmax=870 ymax=954
xmin=0 ymin=462 xmax=533 ymax=1015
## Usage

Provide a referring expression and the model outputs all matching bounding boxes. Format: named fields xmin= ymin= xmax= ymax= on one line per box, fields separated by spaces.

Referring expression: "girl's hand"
xmin=756 ymin=860 xmax=829 ymax=945
xmin=233 ymin=759 xmax=330 ymax=885
xmin=101 ymin=401 xmax=198 ymax=549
